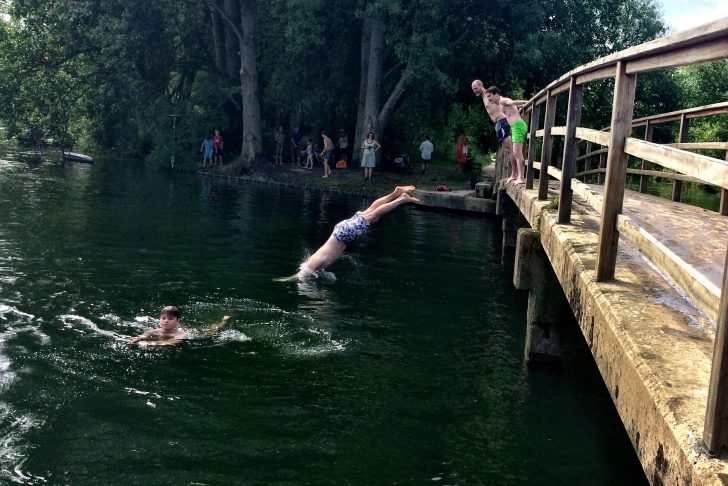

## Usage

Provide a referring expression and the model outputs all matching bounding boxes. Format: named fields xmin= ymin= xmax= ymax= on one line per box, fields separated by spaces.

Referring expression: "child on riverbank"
xmin=290 ymin=185 xmax=419 ymax=280
xmin=128 ymin=306 xmax=230 ymax=346
xmin=200 ymin=135 xmax=215 ymax=168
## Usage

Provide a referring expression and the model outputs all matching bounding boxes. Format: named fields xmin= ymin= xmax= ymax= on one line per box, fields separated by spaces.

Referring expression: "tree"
xmin=208 ymin=0 xmax=263 ymax=167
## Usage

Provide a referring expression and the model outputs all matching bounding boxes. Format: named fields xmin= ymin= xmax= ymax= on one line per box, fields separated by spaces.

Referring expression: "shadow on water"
xmin=0 ymin=148 xmax=647 ymax=484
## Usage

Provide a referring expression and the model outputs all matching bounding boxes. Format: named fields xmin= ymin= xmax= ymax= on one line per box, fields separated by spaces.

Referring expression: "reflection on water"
xmin=0 ymin=148 xmax=647 ymax=484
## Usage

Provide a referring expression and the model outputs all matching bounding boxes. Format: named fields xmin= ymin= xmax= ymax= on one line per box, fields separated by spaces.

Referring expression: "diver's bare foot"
xmin=394 ymin=185 xmax=416 ymax=195
xmin=507 ymin=176 xmax=515 ymax=183
xmin=398 ymin=193 xmax=420 ymax=203
xmin=514 ymin=179 xmax=525 ymax=185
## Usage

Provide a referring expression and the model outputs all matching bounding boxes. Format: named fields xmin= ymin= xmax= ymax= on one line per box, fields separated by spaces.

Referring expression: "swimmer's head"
xmin=159 ymin=305 xmax=181 ymax=332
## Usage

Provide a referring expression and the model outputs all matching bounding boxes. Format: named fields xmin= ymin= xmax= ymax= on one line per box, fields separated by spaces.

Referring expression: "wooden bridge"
xmin=492 ymin=17 xmax=728 ymax=485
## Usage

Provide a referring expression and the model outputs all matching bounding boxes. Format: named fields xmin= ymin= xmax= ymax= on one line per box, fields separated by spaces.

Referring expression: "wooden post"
xmin=720 ymin=149 xmax=728 ymax=216
xmin=598 ymin=150 xmax=607 ymax=184
xmin=672 ymin=114 xmax=689 ymax=202
xmin=639 ymin=121 xmax=654 ymax=193
xmin=538 ymin=91 xmax=557 ymax=201
xmin=558 ymin=78 xmax=583 ymax=224
xmin=584 ymin=141 xmax=593 ymax=182
xmin=703 ymin=247 xmax=728 ymax=452
xmin=595 ymin=61 xmax=636 ymax=282
xmin=526 ymin=104 xmax=541 ymax=190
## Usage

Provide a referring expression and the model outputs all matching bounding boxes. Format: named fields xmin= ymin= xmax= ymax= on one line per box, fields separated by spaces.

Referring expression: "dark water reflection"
xmin=0 ymin=149 xmax=646 ymax=484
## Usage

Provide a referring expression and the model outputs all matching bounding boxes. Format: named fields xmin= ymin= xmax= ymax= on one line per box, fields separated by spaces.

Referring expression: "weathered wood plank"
xmin=624 ymin=139 xmax=728 ymax=190
xmin=596 ymin=61 xmax=636 ymax=282
xmin=538 ymin=92 xmax=558 ymax=200
xmin=627 ymin=36 xmax=728 ymax=75
xmin=640 ymin=121 xmax=653 ymax=193
xmin=575 ymin=167 xmax=705 ymax=183
xmin=671 ymin=115 xmax=690 ymax=201
xmin=559 ymin=78 xmax=583 ymax=224
xmin=632 ymin=101 xmax=728 ymax=127
xmin=576 ymin=147 xmax=608 ymax=162
xmin=526 ymin=104 xmax=541 ymax=190
xmin=575 ymin=65 xmax=616 ymax=85
xmin=665 ymin=142 xmax=728 ymax=150
xmin=722 ymin=150 xmax=728 ymax=216
xmin=575 ymin=127 xmax=611 ymax=146
xmin=522 ymin=18 xmax=728 ymax=113
xmin=704 ymin=247 xmax=728 ymax=452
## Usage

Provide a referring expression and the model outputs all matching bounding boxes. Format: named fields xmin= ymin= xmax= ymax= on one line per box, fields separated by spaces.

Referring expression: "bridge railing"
xmin=574 ymin=102 xmax=728 ymax=214
xmin=516 ymin=17 xmax=728 ymax=452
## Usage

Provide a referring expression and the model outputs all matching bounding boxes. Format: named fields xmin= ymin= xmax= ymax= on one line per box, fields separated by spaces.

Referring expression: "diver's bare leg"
xmin=361 ymin=193 xmax=419 ymax=224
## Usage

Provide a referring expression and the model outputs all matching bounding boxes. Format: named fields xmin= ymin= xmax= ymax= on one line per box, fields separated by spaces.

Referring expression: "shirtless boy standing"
xmin=471 ymin=81 xmax=528 ymax=185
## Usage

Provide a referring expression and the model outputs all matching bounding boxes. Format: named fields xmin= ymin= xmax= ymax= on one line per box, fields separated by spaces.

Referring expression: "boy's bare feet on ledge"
xmin=394 ymin=185 xmax=416 ymax=195
xmin=398 ymin=193 xmax=420 ymax=203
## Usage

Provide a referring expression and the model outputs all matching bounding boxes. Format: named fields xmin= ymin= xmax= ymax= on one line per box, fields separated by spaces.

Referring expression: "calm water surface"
xmin=0 ymin=149 xmax=647 ymax=484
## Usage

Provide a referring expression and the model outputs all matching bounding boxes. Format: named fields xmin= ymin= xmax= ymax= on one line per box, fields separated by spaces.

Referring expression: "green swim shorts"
xmin=510 ymin=119 xmax=528 ymax=143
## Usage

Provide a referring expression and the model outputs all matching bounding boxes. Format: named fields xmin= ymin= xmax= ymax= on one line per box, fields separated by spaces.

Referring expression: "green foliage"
xmin=0 ymin=0 xmax=701 ymax=170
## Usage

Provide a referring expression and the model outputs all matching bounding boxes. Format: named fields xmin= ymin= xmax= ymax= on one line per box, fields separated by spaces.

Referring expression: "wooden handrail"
xmin=525 ymin=17 xmax=728 ymax=111
xmin=665 ymin=142 xmax=728 ymax=150
xmin=574 ymin=167 xmax=705 ymax=184
xmin=624 ymin=138 xmax=728 ymax=190
xmin=632 ymin=102 xmax=728 ymax=127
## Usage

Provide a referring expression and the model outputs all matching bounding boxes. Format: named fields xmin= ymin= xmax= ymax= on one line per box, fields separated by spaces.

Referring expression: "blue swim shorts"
xmin=332 ymin=211 xmax=370 ymax=244
xmin=495 ymin=118 xmax=511 ymax=142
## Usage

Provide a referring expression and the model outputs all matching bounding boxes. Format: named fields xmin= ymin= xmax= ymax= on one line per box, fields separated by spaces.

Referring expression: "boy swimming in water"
xmin=294 ymin=185 xmax=419 ymax=279
xmin=128 ymin=305 xmax=230 ymax=346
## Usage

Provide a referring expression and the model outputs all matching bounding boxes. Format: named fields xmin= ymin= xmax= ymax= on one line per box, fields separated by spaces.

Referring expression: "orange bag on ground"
xmin=335 ymin=160 xmax=347 ymax=169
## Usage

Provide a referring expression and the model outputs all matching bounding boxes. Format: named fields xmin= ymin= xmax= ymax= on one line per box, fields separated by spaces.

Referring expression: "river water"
xmin=0 ymin=148 xmax=646 ymax=484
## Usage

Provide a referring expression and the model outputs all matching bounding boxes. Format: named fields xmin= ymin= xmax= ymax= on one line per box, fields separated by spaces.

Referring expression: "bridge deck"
xmin=505 ymin=179 xmax=727 ymax=485
xmin=587 ymin=183 xmax=728 ymax=291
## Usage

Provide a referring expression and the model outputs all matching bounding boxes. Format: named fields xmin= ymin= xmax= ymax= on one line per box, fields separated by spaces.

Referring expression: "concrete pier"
xmin=514 ymin=228 xmax=568 ymax=364
xmin=505 ymin=179 xmax=727 ymax=485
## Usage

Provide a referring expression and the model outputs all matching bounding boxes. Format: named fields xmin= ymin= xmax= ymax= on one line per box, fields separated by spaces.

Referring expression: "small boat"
xmin=63 ymin=152 xmax=94 ymax=164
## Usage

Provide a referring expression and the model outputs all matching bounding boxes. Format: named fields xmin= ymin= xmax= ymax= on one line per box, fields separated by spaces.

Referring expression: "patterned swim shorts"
xmin=332 ymin=211 xmax=370 ymax=244
xmin=495 ymin=118 xmax=511 ymax=142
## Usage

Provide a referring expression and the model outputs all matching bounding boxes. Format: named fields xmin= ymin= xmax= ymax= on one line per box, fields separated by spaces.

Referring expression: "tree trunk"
xmin=209 ymin=6 xmax=225 ymax=71
xmin=354 ymin=7 xmax=385 ymax=165
xmin=354 ymin=4 xmax=408 ymax=165
xmin=238 ymin=0 xmax=263 ymax=166
xmin=224 ymin=0 xmax=240 ymax=79
xmin=353 ymin=15 xmax=372 ymax=166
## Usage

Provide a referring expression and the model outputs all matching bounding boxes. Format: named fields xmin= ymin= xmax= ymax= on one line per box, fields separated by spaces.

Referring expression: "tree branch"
xmin=205 ymin=0 xmax=242 ymax=42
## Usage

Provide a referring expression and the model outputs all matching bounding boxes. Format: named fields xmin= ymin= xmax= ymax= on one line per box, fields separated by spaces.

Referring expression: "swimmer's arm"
xmin=206 ymin=315 xmax=231 ymax=336
xmin=128 ymin=329 xmax=154 ymax=343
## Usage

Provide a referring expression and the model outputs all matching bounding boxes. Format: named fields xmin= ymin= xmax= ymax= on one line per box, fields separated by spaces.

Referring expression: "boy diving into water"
xmin=284 ymin=186 xmax=419 ymax=280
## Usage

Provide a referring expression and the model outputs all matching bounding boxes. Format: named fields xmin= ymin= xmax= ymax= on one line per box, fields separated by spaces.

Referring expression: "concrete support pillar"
xmin=514 ymin=228 xmax=566 ymax=364
xmin=496 ymin=187 xmax=521 ymax=251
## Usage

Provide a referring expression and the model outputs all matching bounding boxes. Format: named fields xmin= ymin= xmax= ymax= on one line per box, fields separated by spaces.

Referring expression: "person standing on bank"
xmin=275 ymin=126 xmax=285 ymax=167
xmin=338 ymin=129 xmax=349 ymax=163
xmin=361 ymin=132 xmax=381 ymax=181
xmin=419 ymin=136 xmax=434 ymax=175
xmin=290 ymin=126 xmax=302 ymax=165
xmin=321 ymin=131 xmax=333 ymax=178
xmin=213 ymin=129 xmax=224 ymax=166
xmin=456 ymin=134 xmax=468 ymax=174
